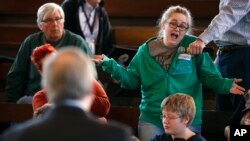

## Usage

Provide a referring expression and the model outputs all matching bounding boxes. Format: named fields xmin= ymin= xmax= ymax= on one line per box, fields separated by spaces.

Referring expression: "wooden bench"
xmin=105 ymin=0 xmax=218 ymax=26
xmin=0 ymin=103 xmax=232 ymax=141
xmin=0 ymin=24 xmax=39 ymax=58
xmin=0 ymin=59 xmax=13 ymax=98
xmin=202 ymin=110 xmax=232 ymax=141
xmin=0 ymin=103 xmax=140 ymax=135
xmin=106 ymin=106 xmax=140 ymax=135
xmin=0 ymin=0 xmax=63 ymax=24
xmin=0 ymin=25 xmax=157 ymax=57
xmin=0 ymin=103 xmax=33 ymax=122
xmin=0 ymin=103 xmax=33 ymax=133
xmin=0 ymin=0 xmax=218 ymax=26
xmin=0 ymin=0 xmax=219 ymax=18
xmin=0 ymin=104 xmax=140 ymax=124
xmin=0 ymin=24 xmax=205 ymax=57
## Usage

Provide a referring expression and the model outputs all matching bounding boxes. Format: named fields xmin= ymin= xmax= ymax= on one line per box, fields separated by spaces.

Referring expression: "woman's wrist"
xmin=101 ymin=54 xmax=105 ymax=60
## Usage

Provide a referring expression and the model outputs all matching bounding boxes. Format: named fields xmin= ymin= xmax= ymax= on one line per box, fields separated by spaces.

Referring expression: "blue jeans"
xmin=215 ymin=48 xmax=250 ymax=111
xmin=138 ymin=120 xmax=164 ymax=141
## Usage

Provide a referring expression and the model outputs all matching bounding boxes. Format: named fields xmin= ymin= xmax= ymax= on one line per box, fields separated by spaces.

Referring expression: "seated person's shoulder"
xmin=188 ymin=134 xmax=207 ymax=141
xmin=151 ymin=133 xmax=171 ymax=141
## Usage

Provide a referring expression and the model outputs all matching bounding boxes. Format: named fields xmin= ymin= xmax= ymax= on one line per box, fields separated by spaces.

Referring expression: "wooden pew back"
xmin=105 ymin=0 xmax=218 ymax=18
xmin=0 ymin=25 xmax=156 ymax=58
xmin=106 ymin=106 xmax=140 ymax=135
xmin=0 ymin=103 xmax=33 ymax=122
xmin=0 ymin=0 xmax=219 ymax=17
xmin=0 ymin=103 xmax=232 ymax=140
xmin=0 ymin=0 xmax=218 ymax=26
xmin=0 ymin=25 xmax=204 ymax=56
xmin=0 ymin=0 xmax=63 ymax=15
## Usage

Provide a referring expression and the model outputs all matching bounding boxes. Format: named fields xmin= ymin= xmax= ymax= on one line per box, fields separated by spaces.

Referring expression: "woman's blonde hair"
xmin=157 ymin=5 xmax=193 ymax=38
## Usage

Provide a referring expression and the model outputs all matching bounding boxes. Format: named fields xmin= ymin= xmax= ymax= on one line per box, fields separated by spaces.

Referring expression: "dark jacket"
xmin=228 ymin=97 xmax=246 ymax=125
xmin=151 ymin=133 xmax=206 ymax=141
xmin=1 ymin=105 xmax=132 ymax=141
xmin=61 ymin=0 xmax=114 ymax=55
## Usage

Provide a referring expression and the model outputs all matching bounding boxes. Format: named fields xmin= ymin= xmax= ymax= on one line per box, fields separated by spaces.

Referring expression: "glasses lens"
xmin=168 ymin=22 xmax=188 ymax=31
xmin=42 ymin=17 xmax=62 ymax=24
xmin=161 ymin=114 xmax=180 ymax=120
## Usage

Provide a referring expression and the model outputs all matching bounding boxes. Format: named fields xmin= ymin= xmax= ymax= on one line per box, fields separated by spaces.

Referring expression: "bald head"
xmin=42 ymin=47 xmax=95 ymax=104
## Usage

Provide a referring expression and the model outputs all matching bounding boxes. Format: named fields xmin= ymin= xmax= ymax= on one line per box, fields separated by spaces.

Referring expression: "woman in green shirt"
xmin=93 ymin=5 xmax=245 ymax=141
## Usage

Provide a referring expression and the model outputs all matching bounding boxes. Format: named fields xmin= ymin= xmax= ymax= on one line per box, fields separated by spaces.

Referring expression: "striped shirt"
xmin=199 ymin=0 xmax=250 ymax=46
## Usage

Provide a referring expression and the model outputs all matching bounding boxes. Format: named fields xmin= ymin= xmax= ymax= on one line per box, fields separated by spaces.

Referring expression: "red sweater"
xmin=32 ymin=79 xmax=110 ymax=117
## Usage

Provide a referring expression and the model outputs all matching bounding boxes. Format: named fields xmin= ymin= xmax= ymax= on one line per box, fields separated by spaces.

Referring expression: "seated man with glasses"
xmin=151 ymin=93 xmax=206 ymax=141
xmin=5 ymin=2 xmax=92 ymax=103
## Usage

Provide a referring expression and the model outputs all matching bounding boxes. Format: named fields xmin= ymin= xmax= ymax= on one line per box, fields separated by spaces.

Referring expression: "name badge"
xmin=178 ymin=53 xmax=191 ymax=61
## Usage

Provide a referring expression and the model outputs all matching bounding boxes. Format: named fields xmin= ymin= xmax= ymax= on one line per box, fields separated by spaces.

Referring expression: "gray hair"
xmin=42 ymin=47 xmax=95 ymax=104
xmin=157 ymin=5 xmax=193 ymax=38
xmin=37 ymin=3 xmax=65 ymax=29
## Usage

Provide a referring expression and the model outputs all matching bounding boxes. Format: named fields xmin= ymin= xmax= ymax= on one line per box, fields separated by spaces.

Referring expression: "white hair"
xmin=42 ymin=47 xmax=95 ymax=103
xmin=37 ymin=3 xmax=65 ymax=29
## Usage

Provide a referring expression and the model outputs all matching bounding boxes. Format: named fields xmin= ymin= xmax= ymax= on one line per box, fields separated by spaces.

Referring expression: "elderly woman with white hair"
xmin=6 ymin=2 xmax=92 ymax=103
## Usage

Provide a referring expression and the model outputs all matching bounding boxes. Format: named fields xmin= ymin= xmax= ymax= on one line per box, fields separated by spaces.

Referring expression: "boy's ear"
xmin=182 ymin=116 xmax=190 ymax=125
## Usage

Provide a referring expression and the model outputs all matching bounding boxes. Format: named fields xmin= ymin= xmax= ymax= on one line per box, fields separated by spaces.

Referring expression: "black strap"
xmin=82 ymin=6 xmax=97 ymax=35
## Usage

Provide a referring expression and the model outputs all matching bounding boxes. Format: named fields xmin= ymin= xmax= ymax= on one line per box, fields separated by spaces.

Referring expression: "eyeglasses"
xmin=160 ymin=114 xmax=180 ymax=120
xmin=167 ymin=22 xmax=189 ymax=31
xmin=42 ymin=17 xmax=63 ymax=24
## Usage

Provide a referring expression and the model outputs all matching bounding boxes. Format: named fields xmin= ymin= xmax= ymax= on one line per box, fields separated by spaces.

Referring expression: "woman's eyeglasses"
xmin=167 ymin=22 xmax=189 ymax=31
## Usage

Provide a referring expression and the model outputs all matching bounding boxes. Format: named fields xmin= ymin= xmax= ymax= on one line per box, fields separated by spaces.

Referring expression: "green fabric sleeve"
xmin=196 ymin=53 xmax=234 ymax=94
xmin=102 ymin=56 xmax=140 ymax=90
xmin=5 ymin=38 xmax=31 ymax=102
